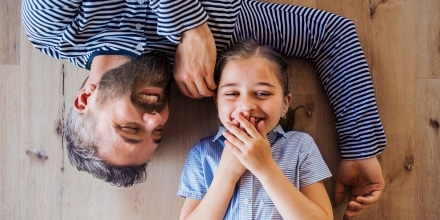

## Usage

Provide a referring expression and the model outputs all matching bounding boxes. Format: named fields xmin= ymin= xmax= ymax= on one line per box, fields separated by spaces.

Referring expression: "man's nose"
xmin=142 ymin=112 xmax=162 ymax=129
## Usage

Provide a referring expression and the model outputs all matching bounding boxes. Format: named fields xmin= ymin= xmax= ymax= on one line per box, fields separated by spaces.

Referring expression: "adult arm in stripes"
xmin=150 ymin=0 xmax=218 ymax=99
xmin=228 ymin=1 xmax=386 ymax=219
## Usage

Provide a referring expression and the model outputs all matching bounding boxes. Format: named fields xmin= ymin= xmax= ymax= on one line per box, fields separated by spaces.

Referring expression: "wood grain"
xmin=0 ymin=0 xmax=438 ymax=219
xmin=415 ymin=80 xmax=440 ymax=219
xmin=0 ymin=0 xmax=20 ymax=64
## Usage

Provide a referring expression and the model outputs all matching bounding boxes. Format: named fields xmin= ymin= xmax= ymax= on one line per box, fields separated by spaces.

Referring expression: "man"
xmin=22 ymin=0 xmax=386 ymax=218
xmin=65 ymin=54 xmax=172 ymax=186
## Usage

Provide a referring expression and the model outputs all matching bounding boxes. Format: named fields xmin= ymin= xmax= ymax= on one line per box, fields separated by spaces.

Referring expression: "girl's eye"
xmin=120 ymin=126 xmax=138 ymax=134
xmin=224 ymin=92 xmax=238 ymax=97
xmin=256 ymin=92 xmax=271 ymax=97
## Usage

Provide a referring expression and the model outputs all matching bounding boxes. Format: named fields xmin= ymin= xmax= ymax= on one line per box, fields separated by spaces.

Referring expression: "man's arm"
xmin=150 ymin=0 xmax=216 ymax=98
xmin=301 ymin=11 xmax=387 ymax=218
xmin=22 ymin=0 xmax=82 ymax=59
xmin=228 ymin=3 xmax=387 ymax=218
xmin=230 ymin=2 xmax=387 ymax=159
xmin=302 ymin=12 xmax=387 ymax=218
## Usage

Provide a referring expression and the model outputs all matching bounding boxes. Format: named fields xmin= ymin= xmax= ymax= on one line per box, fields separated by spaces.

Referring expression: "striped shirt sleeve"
xmin=177 ymin=140 xmax=210 ymax=200
xmin=231 ymin=1 xmax=387 ymax=159
xmin=149 ymin=0 xmax=209 ymax=43
xmin=21 ymin=0 xmax=83 ymax=60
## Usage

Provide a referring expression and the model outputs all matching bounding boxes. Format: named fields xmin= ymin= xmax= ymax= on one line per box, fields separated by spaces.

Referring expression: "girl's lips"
xmin=231 ymin=116 xmax=264 ymax=124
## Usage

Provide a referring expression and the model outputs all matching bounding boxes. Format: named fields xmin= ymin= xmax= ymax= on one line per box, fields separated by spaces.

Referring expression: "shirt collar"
xmin=213 ymin=124 xmax=287 ymax=144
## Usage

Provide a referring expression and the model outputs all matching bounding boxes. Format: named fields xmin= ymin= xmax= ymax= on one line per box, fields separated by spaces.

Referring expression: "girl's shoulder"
xmin=284 ymin=130 xmax=314 ymax=140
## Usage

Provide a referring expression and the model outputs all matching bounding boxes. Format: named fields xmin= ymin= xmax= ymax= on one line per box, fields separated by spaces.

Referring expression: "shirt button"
xmin=243 ymin=198 xmax=249 ymax=206
xmin=136 ymin=43 xmax=143 ymax=51
xmin=138 ymin=0 xmax=144 ymax=4
xmin=136 ymin=23 xmax=142 ymax=30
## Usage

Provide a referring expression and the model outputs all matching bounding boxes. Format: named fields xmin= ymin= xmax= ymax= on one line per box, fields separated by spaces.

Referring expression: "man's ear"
xmin=73 ymin=84 xmax=97 ymax=113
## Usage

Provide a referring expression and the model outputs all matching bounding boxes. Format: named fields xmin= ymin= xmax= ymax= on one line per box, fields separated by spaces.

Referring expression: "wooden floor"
xmin=1 ymin=0 xmax=439 ymax=219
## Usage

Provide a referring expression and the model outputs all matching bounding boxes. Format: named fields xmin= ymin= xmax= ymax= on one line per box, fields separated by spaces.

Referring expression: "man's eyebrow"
xmin=121 ymin=136 xmax=142 ymax=144
xmin=113 ymin=126 xmax=142 ymax=144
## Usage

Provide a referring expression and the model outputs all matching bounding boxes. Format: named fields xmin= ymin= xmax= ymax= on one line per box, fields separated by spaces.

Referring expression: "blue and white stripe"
xmin=178 ymin=125 xmax=332 ymax=219
xmin=22 ymin=0 xmax=386 ymax=159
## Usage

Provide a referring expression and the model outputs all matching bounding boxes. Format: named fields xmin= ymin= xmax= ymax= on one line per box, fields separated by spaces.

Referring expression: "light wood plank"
xmin=415 ymin=79 xmax=440 ymax=219
xmin=0 ymin=0 xmax=20 ymax=64
xmin=2 ymin=0 xmax=438 ymax=219
xmin=18 ymin=35 xmax=64 ymax=220
xmin=0 ymin=65 xmax=21 ymax=220
xmin=414 ymin=1 xmax=440 ymax=79
xmin=362 ymin=1 xmax=419 ymax=219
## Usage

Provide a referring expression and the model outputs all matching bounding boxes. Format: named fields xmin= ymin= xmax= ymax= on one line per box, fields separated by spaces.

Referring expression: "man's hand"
xmin=174 ymin=22 xmax=217 ymax=99
xmin=334 ymin=157 xmax=385 ymax=220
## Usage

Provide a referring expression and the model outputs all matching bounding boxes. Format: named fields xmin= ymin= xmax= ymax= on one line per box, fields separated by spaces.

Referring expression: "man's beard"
xmin=97 ymin=55 xmax=172 ymax=113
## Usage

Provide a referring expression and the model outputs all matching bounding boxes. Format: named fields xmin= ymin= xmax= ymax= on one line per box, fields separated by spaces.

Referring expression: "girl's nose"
xmin=239 ymin=97 xmax=256 ymax=111
xmin=234 ymin=98 xmax=256 ymax=120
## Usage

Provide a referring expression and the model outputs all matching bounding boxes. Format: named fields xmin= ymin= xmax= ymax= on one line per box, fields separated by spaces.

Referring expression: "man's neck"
xmin=86 ymin=55 xmax=132 ymax=85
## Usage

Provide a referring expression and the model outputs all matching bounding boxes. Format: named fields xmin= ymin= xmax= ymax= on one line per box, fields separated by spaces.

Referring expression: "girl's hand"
xmin=218 ymin=141 xmax=247 ymax=181
xmin=222 ymin=115 xmax=275 ymax=175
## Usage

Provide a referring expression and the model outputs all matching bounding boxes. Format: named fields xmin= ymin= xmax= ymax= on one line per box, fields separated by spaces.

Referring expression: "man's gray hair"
xmin=64 ymin=106 xmax=148 ymax=187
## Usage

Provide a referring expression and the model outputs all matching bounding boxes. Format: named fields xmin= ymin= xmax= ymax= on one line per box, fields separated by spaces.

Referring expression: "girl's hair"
xmin=215 ymin=40 xmax=294 ymax=131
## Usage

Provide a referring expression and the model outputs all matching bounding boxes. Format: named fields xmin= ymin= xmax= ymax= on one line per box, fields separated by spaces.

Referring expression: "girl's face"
xmin=216 ymin=56 xmax=292 ymax=134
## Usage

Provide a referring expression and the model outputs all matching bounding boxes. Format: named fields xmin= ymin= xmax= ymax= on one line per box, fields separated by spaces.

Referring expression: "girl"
xmin=177 ymin=41 xmax=333 ymax=220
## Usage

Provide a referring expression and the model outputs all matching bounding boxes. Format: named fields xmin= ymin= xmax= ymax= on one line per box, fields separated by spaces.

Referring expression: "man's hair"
xmin=64 ymin=54 xmax=171 ymax=187
xmin=215 ymin=40 xmax=295 ymax=131
xmin=65 ymin=108 xmax=148 ymax=187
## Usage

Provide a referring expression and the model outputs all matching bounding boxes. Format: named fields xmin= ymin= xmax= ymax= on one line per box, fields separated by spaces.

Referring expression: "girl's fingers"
xmin=249 ymin=116 xmax=256 ymax=127
xmin=233 ymin=115 xmax=259 ymax=138
xmin=222 ymin=127 xmax=244 ymax=151
xmin=224 ymin=121 xmax=251 ymax=141
xmin=224 ymin=140 xmax=240 ymax=155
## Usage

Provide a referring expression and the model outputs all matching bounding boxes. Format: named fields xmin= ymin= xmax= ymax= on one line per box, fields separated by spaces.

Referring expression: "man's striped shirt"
xmin=22 ymin=0 xmax=387 ymax=159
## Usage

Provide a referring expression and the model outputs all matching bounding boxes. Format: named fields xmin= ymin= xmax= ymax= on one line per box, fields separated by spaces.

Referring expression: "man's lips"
xmin=135 ymin=87 xmax=163 ymax=103
xmin=135 ymin=93 xmax=159 ymax=103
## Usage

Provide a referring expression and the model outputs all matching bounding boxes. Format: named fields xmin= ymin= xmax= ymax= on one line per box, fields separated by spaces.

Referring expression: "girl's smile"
xmin=216 ymin=56 xmax=291 ymax=134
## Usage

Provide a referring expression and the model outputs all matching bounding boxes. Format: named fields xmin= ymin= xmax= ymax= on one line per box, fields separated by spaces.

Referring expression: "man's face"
xmin=88 ymin=57 xmax=171 ymax=166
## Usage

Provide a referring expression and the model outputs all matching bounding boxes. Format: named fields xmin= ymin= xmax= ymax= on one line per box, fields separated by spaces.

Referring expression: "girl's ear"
xmin=283 ymin=93 xmax=293 ymax=115
xmin=73 ymin=84 xmax=97 ymax=113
